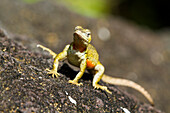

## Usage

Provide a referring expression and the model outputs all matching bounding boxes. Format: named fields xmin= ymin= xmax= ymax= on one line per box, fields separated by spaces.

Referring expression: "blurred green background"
xmin=21 ymin=0 xmax=170 ymax=30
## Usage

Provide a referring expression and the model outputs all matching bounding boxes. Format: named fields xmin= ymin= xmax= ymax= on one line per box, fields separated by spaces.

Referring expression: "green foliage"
xmin=20 ymin=0 xmax=119 ymax=18
xmin=58 ymin=0 xmax=111 ymax=17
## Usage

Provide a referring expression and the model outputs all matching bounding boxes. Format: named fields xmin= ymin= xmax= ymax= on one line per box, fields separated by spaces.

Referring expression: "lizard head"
xmin=73 ymin=26 xmax=91 ymax=46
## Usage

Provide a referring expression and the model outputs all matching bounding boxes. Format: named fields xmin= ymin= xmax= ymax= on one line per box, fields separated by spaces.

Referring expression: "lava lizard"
xmin=37 ymin=26 xmax=154 ymax=105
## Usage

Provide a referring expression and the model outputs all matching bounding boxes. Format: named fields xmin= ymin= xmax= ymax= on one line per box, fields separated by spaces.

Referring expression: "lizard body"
xmin=37 ymin=26 xmax=154 ymax=105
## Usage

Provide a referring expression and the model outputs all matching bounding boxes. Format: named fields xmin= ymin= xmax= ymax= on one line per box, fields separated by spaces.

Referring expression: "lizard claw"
xmin=68 ymin=80 xmax=83 ymax=86
xmin=45 ymin=68 xmax=60 ymax=78
xmin=93 ymin=84 xmax=112 ymax=94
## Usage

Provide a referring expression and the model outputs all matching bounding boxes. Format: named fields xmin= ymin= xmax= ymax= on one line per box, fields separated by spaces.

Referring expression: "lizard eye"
xmin=86 ymin=32 xmax=91 ymax=37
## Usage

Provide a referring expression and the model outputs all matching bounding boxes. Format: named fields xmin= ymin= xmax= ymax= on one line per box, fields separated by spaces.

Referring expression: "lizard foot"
xmin=68 ymin=80 xmax=83 ymax=86
xmin=93 ymin=84 xmax=112 ymax=94
xmin=46 ymin=68 xmax=60 ymax=78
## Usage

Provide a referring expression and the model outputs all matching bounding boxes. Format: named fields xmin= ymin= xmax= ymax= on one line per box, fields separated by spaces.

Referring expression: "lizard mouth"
xmin=73 ymin=32 xmax=89 ymax=43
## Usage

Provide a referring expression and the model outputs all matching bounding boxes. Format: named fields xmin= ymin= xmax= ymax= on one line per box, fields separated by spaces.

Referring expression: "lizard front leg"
xmin=93 ymin=62 xmax=112 ymax=94
xmin=68 ymin=57 xmax=87 ymax=86
xmin=46 ymin=45 xmax=70 ymax=78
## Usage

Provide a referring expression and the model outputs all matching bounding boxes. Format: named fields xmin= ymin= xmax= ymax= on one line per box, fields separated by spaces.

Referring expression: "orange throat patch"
xmin=73 ymin=44 xmax=86 ymax=52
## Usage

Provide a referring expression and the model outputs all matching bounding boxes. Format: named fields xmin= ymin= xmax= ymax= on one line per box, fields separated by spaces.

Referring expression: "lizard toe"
xmin=68 ymin=80 xmax=83 ymax=86
xmin=46 ymin=68 xmax=60 ymax=78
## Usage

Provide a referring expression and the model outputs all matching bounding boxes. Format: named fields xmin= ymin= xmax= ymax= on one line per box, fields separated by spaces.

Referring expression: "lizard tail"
xmin=37 ymin=44 xmax=57 ymax=58
xmin=102 ymin=74 xmax=154 ymax=106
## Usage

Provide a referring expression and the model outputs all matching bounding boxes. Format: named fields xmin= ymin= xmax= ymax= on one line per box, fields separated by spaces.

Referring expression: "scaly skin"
xmin=37 ymin=26 xmax=154 ymax=105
